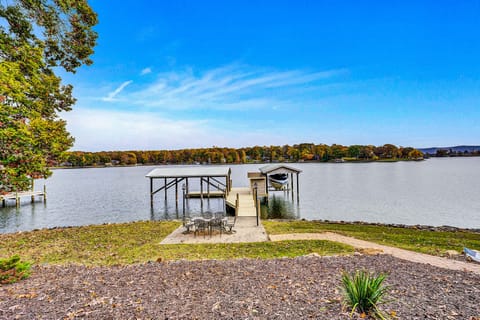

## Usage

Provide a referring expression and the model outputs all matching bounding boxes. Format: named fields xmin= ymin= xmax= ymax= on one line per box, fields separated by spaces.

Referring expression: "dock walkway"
xmin=1 ymin=190 xmax=46 ymax=207
xmin=226 ymin=187 xmax=258 ymax=217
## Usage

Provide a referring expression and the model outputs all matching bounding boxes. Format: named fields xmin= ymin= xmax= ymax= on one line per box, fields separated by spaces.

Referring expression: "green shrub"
xmin=341 ymin=269 xmax=389 ymax=319
xmin=0 ymin=255 xmax=31 ymax=284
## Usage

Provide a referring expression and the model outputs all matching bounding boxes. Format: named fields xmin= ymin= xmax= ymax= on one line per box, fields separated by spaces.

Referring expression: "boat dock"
xmin=146 ymin=164 xmax=301 ymax=221
xmin=1 ymin=187 xmax=47 ymax=207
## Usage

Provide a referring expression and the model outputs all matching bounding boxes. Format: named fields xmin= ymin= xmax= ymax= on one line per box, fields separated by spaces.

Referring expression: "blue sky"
xmin=61 ymin=0 xmax=480 ymax=151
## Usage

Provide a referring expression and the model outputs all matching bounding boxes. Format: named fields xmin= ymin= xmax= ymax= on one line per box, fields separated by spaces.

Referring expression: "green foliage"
xmin=341 ymin=270 xmax=388 ymax=319
xmin=0 ymin=0 xmax=97 ymax=192
xmin=0 ymin=255 xmax=31 ymax=284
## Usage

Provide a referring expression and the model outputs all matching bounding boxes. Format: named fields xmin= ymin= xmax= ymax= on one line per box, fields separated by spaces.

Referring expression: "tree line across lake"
xmin=61 ymin=143 xmax=425 ymax=167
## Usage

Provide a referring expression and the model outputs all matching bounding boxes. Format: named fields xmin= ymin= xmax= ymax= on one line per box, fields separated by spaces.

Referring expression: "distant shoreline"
xmin=51 ymin=158 xmax=429 ymax=170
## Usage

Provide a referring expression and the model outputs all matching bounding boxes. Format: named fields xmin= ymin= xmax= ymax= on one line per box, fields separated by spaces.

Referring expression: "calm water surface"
xmin=1 ymin=158 xmax=479 ymax=233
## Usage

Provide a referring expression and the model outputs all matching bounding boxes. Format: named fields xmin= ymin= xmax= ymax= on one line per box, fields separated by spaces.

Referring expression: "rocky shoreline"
xmin=1 ymin=254 xmax=479 ymax=319
xmin=5 ymin=217 xmax=479 ymax=237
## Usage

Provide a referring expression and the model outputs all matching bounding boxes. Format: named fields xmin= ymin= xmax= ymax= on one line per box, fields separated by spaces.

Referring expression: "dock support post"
xmin=43 ymin=185 xmax=47 ymax=203
xmin=164 ymin=178 xmax=167 ymax=202
xmin=235 ymin=193 xmax=239 ymax=214
xmin=200 ymin=177 xmax=203 ymax=210
xmin=31 ymin=179 xmax=35 ymax=203
xmin=226 ymin=177 xmax=229 ymax=196
xmin=291 ymin=173 xmax=294 ymax=201
xmin=2 ymin=198 xmax=5 ymax=208
xmin=182 ymin=184 xmax=186 ymax=225
xmin=175 ymin=178 xmax=178 ymax=205
xmin=296 ymin=173 xmax=300 ymax=202
xmin=150 ymin=178 xmax=153 ymax=206
xmin=254 ymin=183 xmax=259 ymax=226
xmin=15 ymin=192 xmax=19 ymax=208
xmin=257 ymin=198 xmax=261 ymax=226
xmin=207 ymin=177 xmax=210 ymax=197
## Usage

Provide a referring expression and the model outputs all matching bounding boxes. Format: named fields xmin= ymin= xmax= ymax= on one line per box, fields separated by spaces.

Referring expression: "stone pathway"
xmin=269 ymin=232 xmax=480 ymax=274
xmin=160 ymin=217 xmax=268 ymax=244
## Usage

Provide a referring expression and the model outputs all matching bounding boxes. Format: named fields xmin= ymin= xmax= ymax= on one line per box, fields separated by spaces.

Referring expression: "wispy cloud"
xmin=102 ymin=80 xmax=133 ymax=102
xmin=63 ymin=108 xmax=295 ymax=151
xmin=99 ymin=64 xmax=347 ymax=110
xmin=140 ymin=67 xmax=152 ymax=75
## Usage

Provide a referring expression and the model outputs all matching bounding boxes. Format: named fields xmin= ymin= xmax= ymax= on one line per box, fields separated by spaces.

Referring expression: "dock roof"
xmin=259 ymin=164 xmax=302 ymax=175
xmin=146 ymin=166 xmax=231 ymax=178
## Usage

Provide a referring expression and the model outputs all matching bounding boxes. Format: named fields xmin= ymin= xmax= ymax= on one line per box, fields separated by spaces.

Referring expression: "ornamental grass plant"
xmin=0 ymin=255 xmax=31 ymax=285
xmin=341 ymin=269 xmax=389 ymax=319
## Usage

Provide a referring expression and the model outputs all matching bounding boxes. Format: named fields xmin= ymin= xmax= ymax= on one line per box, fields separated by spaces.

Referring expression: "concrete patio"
xmin=160 ymin=217 xmax=269 ymax=244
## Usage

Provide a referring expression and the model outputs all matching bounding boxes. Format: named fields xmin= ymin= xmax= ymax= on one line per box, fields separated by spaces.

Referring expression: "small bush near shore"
xmin=0 ymin=255 xmax=31 ymax=284
xmin=341 ymin=269 xmax=389 ymax=319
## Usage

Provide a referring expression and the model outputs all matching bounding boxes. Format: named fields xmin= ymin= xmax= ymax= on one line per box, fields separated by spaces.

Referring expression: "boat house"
xmin=145 ymin=166 xmax=232 ymax=206
xmin=259 ymin=164 xmax=302 ymax=200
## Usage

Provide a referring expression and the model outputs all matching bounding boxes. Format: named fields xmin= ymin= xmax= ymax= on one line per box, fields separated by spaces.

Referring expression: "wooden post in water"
xmin=296 ymin=172 xmax=300 ymax=202
xmin=15 ymin=192 xmax=19 ymax=208
xmin=164 ymin=177 xmax=167 ymax=202
xmin=175 ymin=178 xmax=178 ymax=205
xmin=43 ymin=185 xmax=47 ymax=203
xmin=200 ymin=177 xmax=203 ymax=210
xmin=31 ymin=179 xmax=35 ymax=203
xmin=291 ymin=173 xmax=294 ymax=201
xmin=149 ymin=178 xmax=153 ymax=206
xmin=207 ymin=177 xmax=210 ymax=197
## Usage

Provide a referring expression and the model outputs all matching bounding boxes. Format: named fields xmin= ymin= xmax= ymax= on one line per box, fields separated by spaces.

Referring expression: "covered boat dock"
xmin=145 ymin=166 xmax=232 ymax=206
xmin=259 ymin=164 xmax=302 ymax=200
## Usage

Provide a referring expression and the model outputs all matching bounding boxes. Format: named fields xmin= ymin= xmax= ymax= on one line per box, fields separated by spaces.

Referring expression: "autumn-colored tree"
xmin=408 ymin=149 xmax=423 ymax=159
xmin=0 ymin=0 xmax=98 ymax=192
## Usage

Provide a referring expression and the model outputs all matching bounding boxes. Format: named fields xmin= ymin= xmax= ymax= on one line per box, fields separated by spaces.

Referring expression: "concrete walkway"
xmin=269 ymin=232 xmax=480 ymax=274
xmin=160 ymin=217 xmax=268 ymax=244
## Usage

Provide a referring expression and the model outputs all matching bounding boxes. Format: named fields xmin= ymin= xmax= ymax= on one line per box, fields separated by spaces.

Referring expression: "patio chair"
xmin=224 ymin=215 xmax=237 ymax=233
xmin=193 ymin=218 xmax=209 ymax=238
xmin=183 ymin=218 xmax=195 ymax=233
xmin=209 ymin=217 xmax=225 ymax=237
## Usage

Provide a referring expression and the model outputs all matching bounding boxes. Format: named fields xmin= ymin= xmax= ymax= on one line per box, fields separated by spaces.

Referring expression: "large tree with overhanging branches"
xmin=0 ymin=0 xmax=97 ymax=193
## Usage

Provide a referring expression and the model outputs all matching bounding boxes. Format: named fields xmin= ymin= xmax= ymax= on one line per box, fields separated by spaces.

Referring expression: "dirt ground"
xmin=1 ymin=254 xmax=479 ymax=319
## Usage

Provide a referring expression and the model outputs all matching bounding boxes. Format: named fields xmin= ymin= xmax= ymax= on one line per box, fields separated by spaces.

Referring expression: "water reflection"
xmin=261 ymin=193 xmax=299 ymax=219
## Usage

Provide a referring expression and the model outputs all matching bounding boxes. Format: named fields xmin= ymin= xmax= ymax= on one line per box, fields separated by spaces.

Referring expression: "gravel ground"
xmin=1 ymin=254 xmax=479 ymax=319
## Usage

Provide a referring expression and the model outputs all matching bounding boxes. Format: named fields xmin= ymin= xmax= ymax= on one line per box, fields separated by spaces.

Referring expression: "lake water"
xmin=1 ymin=158 xmax=479 ymax=233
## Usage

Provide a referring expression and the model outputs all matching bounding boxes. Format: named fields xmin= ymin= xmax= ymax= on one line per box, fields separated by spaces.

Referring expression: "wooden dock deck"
xmin=1 ymin=189 xmax=46 ymax=207
xmin=226 ymin=187 xmax=259 ymax=217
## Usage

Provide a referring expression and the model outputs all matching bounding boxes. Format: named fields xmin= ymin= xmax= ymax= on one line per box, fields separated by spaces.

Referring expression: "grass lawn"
xmin=0 ymin=221 xmax=353 ymax=266
xmin=3 ymin=219 xmax=477 ymax=266
xmin=263 ymin=220 xmax=480 ymax=256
